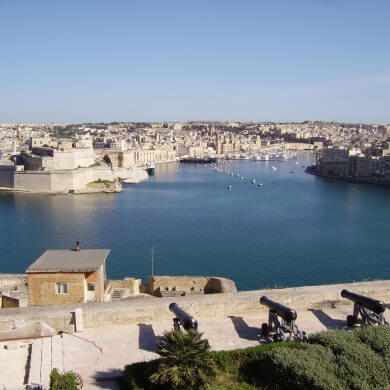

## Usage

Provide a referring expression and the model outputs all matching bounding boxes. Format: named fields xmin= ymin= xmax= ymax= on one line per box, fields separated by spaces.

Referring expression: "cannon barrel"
xmin=260 ymin=296 xmax=297 ymax=323
xmin=169 ymin=303 xmax=198 ymax=330
xmin=341 ymin=290 xmax=385 ymax=315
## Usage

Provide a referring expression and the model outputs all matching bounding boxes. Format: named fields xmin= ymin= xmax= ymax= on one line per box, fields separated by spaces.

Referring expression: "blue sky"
xmin=1 ymin=0 xmax=389 ymax=123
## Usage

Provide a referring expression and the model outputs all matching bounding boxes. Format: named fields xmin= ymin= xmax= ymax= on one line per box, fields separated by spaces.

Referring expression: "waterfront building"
xmin=312 ymin=147 xmax=390 ymax=183
xmin=26 ymin=245 xmax=110 ymax=305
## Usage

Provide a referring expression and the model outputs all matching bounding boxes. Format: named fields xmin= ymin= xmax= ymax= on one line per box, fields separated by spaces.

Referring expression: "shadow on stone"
xmin=229 ymin=316 xmax=259 ymax=341
xmin=310 ymin=309 xmax=346 ymax=329
xmin=138 ymin=324 xmax=157 ymax=352
xmin=93 ymin=368 xmax=122 ymax=389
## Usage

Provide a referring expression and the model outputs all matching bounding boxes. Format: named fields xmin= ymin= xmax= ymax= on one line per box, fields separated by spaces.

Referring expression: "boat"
xmin=180 ymin=156 xmax=216 ymax=164
xmin=272 ymin=166 xmax=277 ymax=170
xmin=146 ymin=164 xmax=155 ymax=175
xmin=227 ymin=185 xmax=232 ymax=190
xmin=258 ymin=183 xmax=263 ymax=187
xmin=251 ymin=179 xmax=256 ymax=184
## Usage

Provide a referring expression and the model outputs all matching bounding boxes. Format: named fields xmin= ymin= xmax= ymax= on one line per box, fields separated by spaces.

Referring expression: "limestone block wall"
xmin=50 ymin=171 xmax=76 ymax=191
xmin=146 ymin=276 xmax=238 ymax=295
xmin=27 ymin=272 xmax=86 ymax=305
xmin=1 ymin=280 xmax=390 ymax=332
xmin=113 ymin=167 xmax=148 ymax=183
xmin=92 ymin=167 xmax=115 ymax=182
xmin=14 ymin=172 xmax=52 ymax=191
xmin=108 ymin=278 xmax=142 ymax=295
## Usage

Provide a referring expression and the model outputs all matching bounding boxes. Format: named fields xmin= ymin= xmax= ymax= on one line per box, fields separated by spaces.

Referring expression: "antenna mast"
xmin=151 ymin=246 xmax=155 ymax=277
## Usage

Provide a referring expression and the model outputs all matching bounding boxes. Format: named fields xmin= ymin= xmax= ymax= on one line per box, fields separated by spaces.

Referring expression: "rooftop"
xmin=26 ymin=249 xmax=110 ymax=273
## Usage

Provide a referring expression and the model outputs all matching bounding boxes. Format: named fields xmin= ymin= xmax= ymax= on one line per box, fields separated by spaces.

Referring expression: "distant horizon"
xmin=2 ymin=118 xmax=389 ymax=126
xmin=1 ymin=1 xmax=389 ymax=123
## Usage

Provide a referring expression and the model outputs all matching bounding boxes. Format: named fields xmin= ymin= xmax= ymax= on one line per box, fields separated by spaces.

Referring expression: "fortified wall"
xmin=0 ymin=166 xmax=148 ymax=193
xmin=0 ymin=280 xmax=389 ymax=332
xmin=146 ymin=276 xmax=237 ymax=296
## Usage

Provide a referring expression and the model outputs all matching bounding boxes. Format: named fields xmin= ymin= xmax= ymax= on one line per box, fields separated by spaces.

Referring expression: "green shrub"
xmin=356 ymin=325 xmax=390 ymax=355
xmin=49 ymin=368 xmax=78 ymax=390
xmin=149 ymin=330 xmax=216 ymax=389
xmin=309 ymin=330 xmax=389 ymax=390
xmin=210 ymin=341 xmax=294 ymax=374
xmin=243 ymin=343 xmax=344 ymax=390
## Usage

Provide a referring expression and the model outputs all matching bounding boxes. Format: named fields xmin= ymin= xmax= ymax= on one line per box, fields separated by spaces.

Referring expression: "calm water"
xmin=1 ymin=154 xmax=390 ymax=291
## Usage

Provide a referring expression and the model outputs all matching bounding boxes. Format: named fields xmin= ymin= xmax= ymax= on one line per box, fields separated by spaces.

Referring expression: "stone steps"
xmin=27 ymin=335 xmax=64 ymax=388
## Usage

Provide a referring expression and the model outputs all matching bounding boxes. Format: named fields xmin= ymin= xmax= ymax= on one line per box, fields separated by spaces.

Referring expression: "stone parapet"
xmin=0 ymin=280 xmax=389 ymax=332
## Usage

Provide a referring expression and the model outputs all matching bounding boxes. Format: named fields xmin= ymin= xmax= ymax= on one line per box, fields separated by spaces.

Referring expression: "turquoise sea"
xmin=1 ymin=153 xmax=390 ymax=291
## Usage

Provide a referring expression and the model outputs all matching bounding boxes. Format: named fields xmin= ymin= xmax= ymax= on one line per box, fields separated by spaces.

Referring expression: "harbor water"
xmin=1 ymin=153 xmax=390 ymax=291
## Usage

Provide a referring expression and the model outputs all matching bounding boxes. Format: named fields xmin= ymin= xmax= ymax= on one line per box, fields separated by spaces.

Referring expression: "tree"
xmin=150 ymin=330 xmax=216 ymax=388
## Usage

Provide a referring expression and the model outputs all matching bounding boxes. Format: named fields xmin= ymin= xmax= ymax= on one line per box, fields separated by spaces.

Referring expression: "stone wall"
xmin=1 ymin=280 xmax=390 ymax=332
xmin=1 ymin=167 xmax=115 ymax=193
xmin=146 ymin=276 xmax=237 ymax=296
xmin=27 ymin=272 xmax=86 ymax=305
xmin=108 ymin=278 xmax=142 ymax=295
xmin=0 ymin=166 xmax=145 ymax=193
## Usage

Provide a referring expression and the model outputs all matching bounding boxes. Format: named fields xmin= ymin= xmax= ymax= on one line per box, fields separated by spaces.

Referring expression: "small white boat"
xmin=240 ymin=176 xmax=244 ymax=179
xmin=227 ymin=185 xmax=232 ymax=190
xmin=272 ymin=166 xmax=277 ymax=170
xmin=251 ymin=179 xmax=256 ymax=184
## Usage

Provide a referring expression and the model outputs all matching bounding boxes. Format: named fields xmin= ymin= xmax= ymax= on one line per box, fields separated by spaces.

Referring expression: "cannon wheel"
xmin=173 ymin=318 xmax=181 ymax=332
xmin=261 ymin=323 xmax=269 ymax=337
xmin=273 ymin=332 xmax=284 ymax=342
xmin=347 ymin=315 xmax=355 ymax=328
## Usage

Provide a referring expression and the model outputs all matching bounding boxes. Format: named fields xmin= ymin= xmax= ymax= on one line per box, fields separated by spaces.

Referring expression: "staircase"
xmin=28 ymin=335 xmax=64 ymax=388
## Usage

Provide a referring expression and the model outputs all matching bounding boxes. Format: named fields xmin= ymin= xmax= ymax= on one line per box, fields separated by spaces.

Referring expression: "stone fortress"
xmin=0 ymin=135 xmax=149 ymax=194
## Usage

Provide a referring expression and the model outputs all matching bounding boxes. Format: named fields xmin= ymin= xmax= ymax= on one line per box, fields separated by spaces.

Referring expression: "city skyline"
xmin=1 ymin=0 xmax=390 ymax=123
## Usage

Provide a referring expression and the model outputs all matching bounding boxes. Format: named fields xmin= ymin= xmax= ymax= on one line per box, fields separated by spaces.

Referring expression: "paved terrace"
xmin=1 ymin=280 xmax=390 ymax=389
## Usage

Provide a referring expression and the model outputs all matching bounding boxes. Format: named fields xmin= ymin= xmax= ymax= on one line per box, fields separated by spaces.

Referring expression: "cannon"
xmin=169 ymin=303 xmax=198 ymax=331
xmin=260 ymin=296 xmax=307 ymax=341
xmin=341 ymin=289 xmax=388 ymax=327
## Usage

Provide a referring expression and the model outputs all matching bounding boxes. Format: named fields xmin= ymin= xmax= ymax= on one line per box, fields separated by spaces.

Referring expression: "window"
xmin=56 ymin=283 xmax=68 ymax=294
xmin=87 ymin=283 xmax=95 ymax=292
